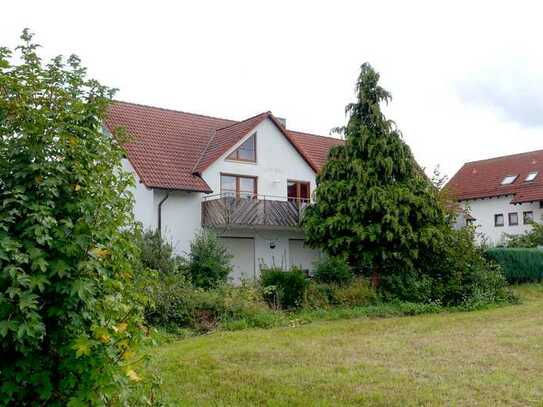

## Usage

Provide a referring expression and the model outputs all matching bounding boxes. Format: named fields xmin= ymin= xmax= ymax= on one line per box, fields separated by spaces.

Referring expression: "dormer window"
xmin=525 ymin=171 xmax=538 ymax=182
xmin=227 ymin=133 xmax=256 ymax=162
xmin=501 ymin=175 xmax=517 ymax=185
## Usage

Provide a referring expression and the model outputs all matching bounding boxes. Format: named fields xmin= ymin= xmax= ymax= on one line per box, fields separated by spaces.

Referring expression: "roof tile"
xmin=105 ymin=101 xmax=343 ymax=192
xmin=446 ymin=150 xmax=543 ymax=203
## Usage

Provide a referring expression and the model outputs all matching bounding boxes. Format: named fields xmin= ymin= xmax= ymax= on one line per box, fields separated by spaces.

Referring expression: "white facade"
xmin=125 ymin=117 xmax=322 ymax=278
xmin=459 ymin=196 xmax=542 ymax=245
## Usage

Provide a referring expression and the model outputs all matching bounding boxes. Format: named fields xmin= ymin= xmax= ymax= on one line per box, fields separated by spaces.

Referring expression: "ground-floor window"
xmin=494 ymin=214 xmax=504 ymax=227
xmin=508 ymin=212 xmax=518 ymax=226
xmin=523 ymin=211 xmax=534 ymax=224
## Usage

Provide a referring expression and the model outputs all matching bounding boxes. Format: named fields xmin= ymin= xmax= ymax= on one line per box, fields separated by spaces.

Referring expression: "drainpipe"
xmin=157 ymin=191 xmax=170 ymax=237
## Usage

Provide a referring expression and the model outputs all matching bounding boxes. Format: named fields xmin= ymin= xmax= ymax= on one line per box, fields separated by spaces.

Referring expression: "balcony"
xmin=202 ymin=194 xmax=308 ymax=228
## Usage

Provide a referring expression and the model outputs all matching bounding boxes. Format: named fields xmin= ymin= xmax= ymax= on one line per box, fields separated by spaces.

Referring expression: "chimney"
xmin=275 ymin=117 xmax=287 ymax=128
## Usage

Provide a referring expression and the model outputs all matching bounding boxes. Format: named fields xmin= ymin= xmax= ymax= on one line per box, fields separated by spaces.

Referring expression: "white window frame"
xmin=501 ymin=175 xmax=518 ymax=185
xmin=525 ymin=171 xmax=538 ymax=182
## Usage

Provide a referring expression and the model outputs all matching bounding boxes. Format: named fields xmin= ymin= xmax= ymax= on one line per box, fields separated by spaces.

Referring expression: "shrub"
xmin=485 ymin=248 xmax=543 ymax=283
xmin=331 ymin=278 xmax=379 ymax=307
xmin=0 ymin=31 xmax=146 ymax=404
xmin=136 ymin=228 xmax=184 ymax=275
xmin=304 ymin=278 xmax=378 ymax=308
xmin=186 ymin=229 xmax=233 ymax=289
xmin=314 ymin=256 xmax=353 ymax=285
xmin=380 ymin=226 xmax=514 ymax=306
xmin=261 ymin=267 xmax=309 ymax=309
xmin=505 ymin=222 xmax=543 ymax=248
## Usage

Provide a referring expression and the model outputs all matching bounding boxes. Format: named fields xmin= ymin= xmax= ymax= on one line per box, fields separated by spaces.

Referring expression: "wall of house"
xmin=460 ymin=196 xmax=542 ymax=245
xmin=202 ymin=119 xmax=317 ymax=199
xmin=122 ymin=159 xmax=156 ymax=228
xmin=214 ymin=227 xmax=320 ymax=282
xmin=123 ymin=159 xmax=203 ymax=255
xmin=156 ymin=190 xmax=204 ymax=255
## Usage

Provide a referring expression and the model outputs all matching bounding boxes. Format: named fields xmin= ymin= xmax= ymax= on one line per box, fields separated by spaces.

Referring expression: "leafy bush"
xmin=314 ymin=256 xmax=353 ymax=285
xmin=136 ymin=228 xmax=184 ymax=274
xmin=261 ymin=267 xmax=309 ymax=309
xmin=505 ymin=222 xmax=543 ymax=248
xmin=145 ymin=283 xmax=278 ymax=332
xmin=304 ymin=278 xmax=378 ymax=308
xmin=0 ymin=31 xmax=146 ymax=404
xmin=331 ymin=278 xmax=379 ymax=306
xmin=381 ymin=226 xmax=514 ymax=306
xmin=186 ymin=229 xmax=233 ymax=289
xmin=485 ymin=248 xmax=543 ymax=283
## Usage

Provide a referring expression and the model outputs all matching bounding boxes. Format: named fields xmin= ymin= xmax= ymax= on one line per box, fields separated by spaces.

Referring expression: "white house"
xmin=105 ymin=101 xmax=343 ymax=282
xmin=447 ymin=149 xmax=543 ymax=245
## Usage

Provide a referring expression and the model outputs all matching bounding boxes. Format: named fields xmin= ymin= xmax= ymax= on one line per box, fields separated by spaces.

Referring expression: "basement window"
xmin=501 ymin=175 xmax=517 ymax=185
xmin=525 ymin=171 xmax=538 ymax=182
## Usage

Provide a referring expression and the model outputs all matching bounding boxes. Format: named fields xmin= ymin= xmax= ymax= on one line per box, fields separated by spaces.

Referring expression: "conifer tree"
xmin=303 ymin=63 xmax=449 ymax=282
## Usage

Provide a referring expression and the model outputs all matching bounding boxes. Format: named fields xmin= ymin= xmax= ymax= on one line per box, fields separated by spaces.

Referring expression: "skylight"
xmin=525 ymin=171 xmax=538 ymax=182
xmin=501 ymin=175 xmax=517 ymax=185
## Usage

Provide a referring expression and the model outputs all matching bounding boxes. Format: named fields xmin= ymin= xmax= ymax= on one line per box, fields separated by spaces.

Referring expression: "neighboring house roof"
xmin=105 ymin=101 xmax=343 ymax=192
xmin=446 ymin=149 xmax=543 ymax=204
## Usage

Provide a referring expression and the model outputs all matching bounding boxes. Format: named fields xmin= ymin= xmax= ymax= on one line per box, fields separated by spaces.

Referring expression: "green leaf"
xmin=0 ymin=320 xmax=18 ymax=337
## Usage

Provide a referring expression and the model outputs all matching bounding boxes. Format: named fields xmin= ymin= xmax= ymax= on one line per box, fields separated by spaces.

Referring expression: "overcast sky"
xmin=3 ymin=1 xmax=542 ymax=178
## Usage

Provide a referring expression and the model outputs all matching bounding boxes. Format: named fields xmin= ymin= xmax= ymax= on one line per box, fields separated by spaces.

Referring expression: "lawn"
xmin=146 ymin=285 xmax=543 ymax=406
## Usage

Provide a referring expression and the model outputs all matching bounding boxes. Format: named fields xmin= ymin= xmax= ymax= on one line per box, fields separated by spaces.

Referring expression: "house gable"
xmin=201 ymin=117 xmax=318 ymax=198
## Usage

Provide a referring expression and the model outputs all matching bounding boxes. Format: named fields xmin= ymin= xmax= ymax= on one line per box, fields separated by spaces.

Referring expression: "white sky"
xmin=3 ymin=0 xmax=543 ymax=178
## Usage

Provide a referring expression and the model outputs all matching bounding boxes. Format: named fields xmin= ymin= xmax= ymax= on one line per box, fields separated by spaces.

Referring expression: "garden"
xmin=1 ymin=31 xmax=543 ymax=405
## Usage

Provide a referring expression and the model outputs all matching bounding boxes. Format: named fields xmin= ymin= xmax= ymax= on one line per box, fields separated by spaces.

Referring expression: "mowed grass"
xmin=147 ymin=285 xmax=543 ymax=406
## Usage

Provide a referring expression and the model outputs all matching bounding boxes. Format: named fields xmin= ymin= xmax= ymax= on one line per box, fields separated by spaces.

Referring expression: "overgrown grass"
xmin=145 ymin=285 xmax=543 ymax=405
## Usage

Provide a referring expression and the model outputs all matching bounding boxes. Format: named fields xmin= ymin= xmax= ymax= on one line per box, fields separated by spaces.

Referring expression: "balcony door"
xmin=287 ymin=180 xmax=310 ymax=205
xmin=221 ymin=174 xmax=257 ymax=198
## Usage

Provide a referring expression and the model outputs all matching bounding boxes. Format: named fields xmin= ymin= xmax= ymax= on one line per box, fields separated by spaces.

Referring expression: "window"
xmin=220 ymin=174 xmax=257 ymax=198
xmin=287 ymin=181 xmax=310 ymax=205
xmin=525 ymin=171 xmax=538 ymax=182
xmin=523 ymin=211 xmax=534 ymax=225
xmin=494 ymin=214 xmax=504 ymax=227
xmin=226 ymin=133 xmax=256 ymax=162
xmin=466 ymin=218 xmax=475 ymax=226
xmin=508 ymin=212 xmax=518 ymax=226
xmin=501 ymin=175 xmax=517 ymax=185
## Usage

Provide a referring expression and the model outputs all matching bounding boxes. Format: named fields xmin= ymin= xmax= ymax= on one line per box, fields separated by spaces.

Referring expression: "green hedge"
xmin=485 ymin=248 xmax=543 ymax=283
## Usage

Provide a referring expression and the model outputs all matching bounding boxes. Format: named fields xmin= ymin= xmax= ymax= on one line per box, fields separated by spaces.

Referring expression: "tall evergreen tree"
xmin=303 ymin=63 xmax=449 ymax=282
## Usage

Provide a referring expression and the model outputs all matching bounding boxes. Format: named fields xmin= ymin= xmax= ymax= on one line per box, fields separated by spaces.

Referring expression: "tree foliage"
xmin=0 ymin=30 xmax=147 ymax=404
xmin=303 ymin=63 xmax=449 ymax=277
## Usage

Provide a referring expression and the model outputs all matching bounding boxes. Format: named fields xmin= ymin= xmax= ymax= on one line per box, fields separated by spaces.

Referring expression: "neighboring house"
xmin=447 ymin=149 xmax=543 ymax=245
xmin=104 ymin=101 xmax=343 ymax=282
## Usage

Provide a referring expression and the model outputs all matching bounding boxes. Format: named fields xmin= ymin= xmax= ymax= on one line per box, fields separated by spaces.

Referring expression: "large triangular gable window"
xmin=227 ymin=133 xmax=256 ymax=162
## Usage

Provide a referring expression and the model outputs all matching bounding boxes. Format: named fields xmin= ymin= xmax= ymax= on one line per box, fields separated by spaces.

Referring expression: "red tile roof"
xmin=289 ymin=130 xmax=344 ymax=171
xmin=105 ymin=101 xmax=343 ymax=192
xmin=446 ymin=149 xmax=543 ymax=204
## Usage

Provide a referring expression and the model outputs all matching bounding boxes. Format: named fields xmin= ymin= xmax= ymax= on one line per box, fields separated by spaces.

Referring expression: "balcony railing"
xmin=201 ymin=194 xmax=309 ymax=228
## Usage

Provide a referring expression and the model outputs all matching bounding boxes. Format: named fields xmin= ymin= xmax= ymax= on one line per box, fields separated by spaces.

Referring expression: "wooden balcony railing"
xmin=201 ymin=194 xmax=309 ymax=228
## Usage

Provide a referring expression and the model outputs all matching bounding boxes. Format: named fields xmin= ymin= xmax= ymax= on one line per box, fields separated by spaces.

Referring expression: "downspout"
xmin=157 ymin=191 xmax=170 ymax=237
